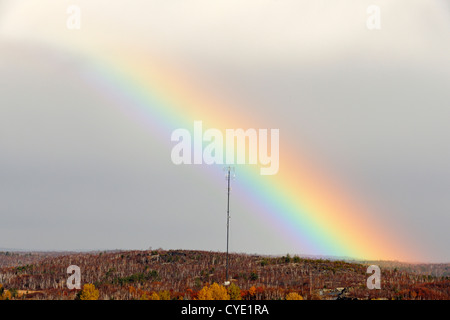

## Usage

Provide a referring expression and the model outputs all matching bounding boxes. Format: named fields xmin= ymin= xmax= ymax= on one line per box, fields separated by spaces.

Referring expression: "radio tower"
xmin=224 ymin=166 xmax=235 ymax=286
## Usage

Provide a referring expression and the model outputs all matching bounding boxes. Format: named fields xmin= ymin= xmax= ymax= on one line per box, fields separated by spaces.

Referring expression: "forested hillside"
xmin=0 ymin=250 xmax=448 ymax=300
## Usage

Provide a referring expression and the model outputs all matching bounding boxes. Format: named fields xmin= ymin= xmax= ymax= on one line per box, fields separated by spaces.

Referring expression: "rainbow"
xmin=0 ymin=4 xmax=421 ymax=261
xmin=69 ymin=47 xmax=418 ymax=262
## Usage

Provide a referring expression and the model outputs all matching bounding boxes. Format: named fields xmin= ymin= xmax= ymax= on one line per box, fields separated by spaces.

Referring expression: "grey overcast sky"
xmin=0 ymin=1 xmax=449 ymax=262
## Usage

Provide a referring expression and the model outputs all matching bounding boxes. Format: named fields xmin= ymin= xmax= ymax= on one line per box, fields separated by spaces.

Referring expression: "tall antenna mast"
xmin=224 ymin=166 xmax=235 ymax=285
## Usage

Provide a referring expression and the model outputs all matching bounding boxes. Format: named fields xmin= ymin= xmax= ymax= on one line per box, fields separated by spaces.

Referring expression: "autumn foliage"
xmin=197 ymin=283 xmax=230 ymax=300
xmin=0 ymin=284 xmax=12 ymax=300
xmin=79 ymin=284 xmax=99 ymax=300
xmin=285 ymin=292 xmax=303 ymax=300
xmin=0 ymin=250 xmax=448 ymax=300
xmin=227 ymin=283 xmax=241 ymax=300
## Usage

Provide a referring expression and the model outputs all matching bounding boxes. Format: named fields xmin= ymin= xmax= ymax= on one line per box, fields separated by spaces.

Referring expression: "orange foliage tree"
xmin=286 ymin=292 xmax=303 ymax=300
xmin=197 ymin=283 xmax=230 ymax=300
xmin=0 ymin=284 xmax=12 ymax=300
xmin=80 ymin=284 xmax=99 ymax=300
xmin=227 ymin=283 xmax=241 ymax=300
